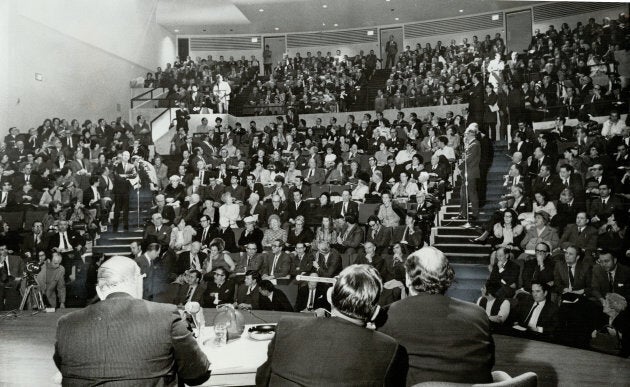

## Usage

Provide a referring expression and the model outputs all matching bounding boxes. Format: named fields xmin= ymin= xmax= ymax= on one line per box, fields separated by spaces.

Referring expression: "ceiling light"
xmin=259 ymin=8 xmax=264 ymax=12
xmin=394 ymin=17 xmax=399 ymax=21
xmin=334 ymin=23 xmax=338 ymax=27
xmin=322 ymin=4 xmax=328 ymax=8
xmin=492 ymin=14 xmax=500 ymax=20
xmin=174 ymin=29 xmax=180 ymax=33
xmin=322 ymin=22 xmax=326 ymax=26
xmin=367 ymin=30 xmax=374 ymax=36
xmin=251 ymin=37 xmax=258 ymax=43
xmin=274 ymin=27 xmax=280 ymax=31
xmin=459 ymin=9 xmax=463 ymax=13
xmin=386 ymin=0 xmax=391 ymax=2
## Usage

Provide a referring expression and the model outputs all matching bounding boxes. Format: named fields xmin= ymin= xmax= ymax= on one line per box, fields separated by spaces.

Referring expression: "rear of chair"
xmin=412 ymin=371 xmax=537 ymax=387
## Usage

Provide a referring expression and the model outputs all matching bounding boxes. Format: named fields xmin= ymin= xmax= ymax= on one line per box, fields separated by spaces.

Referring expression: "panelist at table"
xmin=379 ymin=246 xmax=495 ymax=385
xmin=53 ymin=256 xmax=210 ymax=386
xmin=256 ymin=264 xmax=408 ymax=386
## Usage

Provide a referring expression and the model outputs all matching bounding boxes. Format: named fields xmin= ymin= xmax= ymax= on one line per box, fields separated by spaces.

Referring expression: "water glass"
xmin=214 ymin=323 xmax=227 ymax=346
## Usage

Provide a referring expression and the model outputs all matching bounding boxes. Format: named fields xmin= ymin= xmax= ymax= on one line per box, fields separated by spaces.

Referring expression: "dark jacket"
xmin=379 ymin=294 xmax=494 ymax=385
xmin=53 ymin=293 xmax=210 ymax=386
xmin=256 ymin=316 xmax=408 ymax=386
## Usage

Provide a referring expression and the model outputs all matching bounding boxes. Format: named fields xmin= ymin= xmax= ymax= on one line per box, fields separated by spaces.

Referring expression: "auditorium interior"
xmin=0 ymin=0 xmax=629 ymax=386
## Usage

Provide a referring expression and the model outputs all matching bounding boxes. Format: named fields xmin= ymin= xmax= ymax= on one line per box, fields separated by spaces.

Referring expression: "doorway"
xmin=380 ymin=27 xmax=403 ymax=70
xmin=506 ymin=10 xmax=532 ymax=55
xmin=177 ymin=38 xmax=189 ymax=61
xmin=263 ymin=36 xmax=286 ymax=72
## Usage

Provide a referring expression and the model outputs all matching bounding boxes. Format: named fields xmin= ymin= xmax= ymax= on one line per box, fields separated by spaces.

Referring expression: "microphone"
xmin=295 ymin=275 xmax=337 ymax=284
xmin=184 ymin=301 xmax=205 ymax=338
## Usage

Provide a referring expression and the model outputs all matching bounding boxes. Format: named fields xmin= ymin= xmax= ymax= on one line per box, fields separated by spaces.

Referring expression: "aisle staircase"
xmin=92 ymin=188 xmax=154 ymax=258
xmin=350 ymin=69 xmax=390 ymax=111
xmin=433 ymin=140 xmax=510 ymax=302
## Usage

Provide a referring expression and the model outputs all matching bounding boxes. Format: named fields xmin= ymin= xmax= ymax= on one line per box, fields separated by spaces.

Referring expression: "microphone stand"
xmin=462 ymin=140 xmax=472 ymax=229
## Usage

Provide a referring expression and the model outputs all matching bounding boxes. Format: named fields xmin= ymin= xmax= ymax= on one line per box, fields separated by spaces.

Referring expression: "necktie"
xmin=191 ymin=254 xmax=200 ymax=271
xmin=307 ymin=289 xmax=315 ymax=309
xmin=564 ymin=179 xmax=569 ymax=187
xmin=1 ymin=193 xmax=6 ymax=204
xmin=106 ymin=177 xmax=112 ymax=190
xmin=342 ymin=203 xmax=347 ymax=216
xmin=271 ymin=254 xmax=280 ymax=276
xmin=603 ymin=199 xmax=607 ymax=206
xmin=524 ymin=302 xmax=539 ymax=326
xmin=578 ymin=227 xmax=583 ymax=236
xmin=568 ymin=265 xmax=575 ymax=288
xmin=25 ymin=175 xmax=29 ymax=182
xmin=185 ymin=286 xmax=194 ymax=302
xmin=59 ymin=232 xmax=66 ymax=250
xmin=308 ymin=169 xmax=314 ymax=178
xmin=94 ymin=187 xmax=100 ymax=201
xmin=0 ymin=261 xmax=8 ymax=282
xmin=609 ymin=272 xmax=614 ymax=292
xmin=202 ymin=228 xmax=208 ymax=242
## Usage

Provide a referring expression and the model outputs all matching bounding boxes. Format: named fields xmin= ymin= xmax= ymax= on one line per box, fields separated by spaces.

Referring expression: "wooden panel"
xmin=190 ymin=36 xmax=262 ymax=51
xmin=405 ymin=13 xmax=503 ymax=39
xmin=287 ymin=29 xmax=377 ymax=48
xmin=533 ymin=2 xmax=621 ymax=21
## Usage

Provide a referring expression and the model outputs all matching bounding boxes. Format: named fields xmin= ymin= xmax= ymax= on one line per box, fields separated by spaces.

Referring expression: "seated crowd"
xmin=375 ymin=14 xmax=627 ymax=114
xmin=472 ymin=106 xmax=630 ymax=356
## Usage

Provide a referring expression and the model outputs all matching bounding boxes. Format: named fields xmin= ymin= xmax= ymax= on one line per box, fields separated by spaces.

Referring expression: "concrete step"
xmin=434 ymin=234 xmax=484 ymax=244
xmin=433 ymin=243 xmax=492 ymax=255
xmin=451 ymin=263 xmax=490 ymax=280
xmin=446 ymin=287 xmax=482 ymax=303
xmin=442 ymin=252 xmax=491 ymax=265
xmin=435 ymin=227 xmax=484 ymax=236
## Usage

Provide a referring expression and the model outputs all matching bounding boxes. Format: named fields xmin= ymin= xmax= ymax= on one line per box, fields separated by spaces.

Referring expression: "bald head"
xmin=405 ymin=246 xmax=454 ymax=295
xmin=96 ymin=256 xmax=142 ymax=300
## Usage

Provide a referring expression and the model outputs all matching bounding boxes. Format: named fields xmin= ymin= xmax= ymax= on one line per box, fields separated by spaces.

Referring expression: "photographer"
xmin=35 ymin=252 xmax=66 ymax=308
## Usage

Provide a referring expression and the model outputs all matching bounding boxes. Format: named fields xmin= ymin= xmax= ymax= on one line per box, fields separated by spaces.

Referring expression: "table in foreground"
xmin=1 ymin=308 xmax=629 ymax=386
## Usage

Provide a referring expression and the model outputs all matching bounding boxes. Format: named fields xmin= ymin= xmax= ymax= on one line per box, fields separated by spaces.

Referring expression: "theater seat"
xmin=413 ymin=371 xmax=538 ymax=387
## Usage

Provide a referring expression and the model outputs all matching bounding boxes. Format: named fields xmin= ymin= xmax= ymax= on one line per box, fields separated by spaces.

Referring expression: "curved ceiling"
xmin=157 ymin=0 xmax=542 ymax=35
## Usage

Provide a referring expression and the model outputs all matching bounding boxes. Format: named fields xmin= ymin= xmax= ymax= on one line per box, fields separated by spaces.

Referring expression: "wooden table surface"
xmin=1 ymin=308 xmax=628 ymax=386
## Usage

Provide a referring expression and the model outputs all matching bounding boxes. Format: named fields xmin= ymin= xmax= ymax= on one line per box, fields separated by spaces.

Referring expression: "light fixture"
xmin=174 ymin=29 xmax=180 ymax=33
xmin=259 ymin=8 xmax=264 ymax=12
xmin=459 ymin=9 xmax=463 ymax=13
xmin=322 ymin=4 xmax=328 ymax=8
xmin=334 ymin=23 xmax=338 ymax=27
xmin=394 ymin=17 xmax=399 ymax=21
xmin=386 ymin=0 xmax=391 ymax=2
xmin=367 ymin=30 xmax=374 ymax=36
xmin=251 ymin=37 xmax=258 ymax=43
xmin=492 ymin=14 xmax=500 ymax=20
xmin=322 ymin=22 xmax=326 ymax=26
xmin=274 ymin=27 xmax=280 ymax=30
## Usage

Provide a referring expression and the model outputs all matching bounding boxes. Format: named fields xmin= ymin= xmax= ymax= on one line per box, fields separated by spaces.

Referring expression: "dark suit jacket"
xmin=458 ymin=139 xmax=480 ymax=179
xmin=202 ymin=279 xmax=235 ymax=306
xmin=256 ymin=316 xmax=408 ymax=386
xmin=294 ymin=285 xmax=330 ymax=312
xmin=286 ymin=200 xmax=309 ymax=221
xmin=558 ymin=224 xmax=598 ymax=255
xmin=143 ymin=224 xmax=172 ymax=247
xmin=531 ymin=175 xmax=563 ymax=201
xmin=591 ymin=264 xmax=630 ymax=301
xmin=587 ymin=196 xmax=623 ymax=222
xmin=235 ymin=283 xmax=261 ymax=309
xmin=261 ymin=252 xmax=292 ymax=278
xmin=554 ymin=258 xmax=592 ymax=294
xmin=258 ymin=288 xmax=294 ymax=312
xmin=366 ymin=226 xmax=392 ymax=249
xmin=53 ymin=293 xmax=210 ymax=386
xmin=47 ymin=231 xmax=85 ymax=253
xmin=513 ymin=298 xmax=560 ymax=337
xmin=314 ymin=250 xmax=342 ymax=277
xmin=301 ymin=167 xmax=325 ymax=185
xmin=332 ymin=200 xmax=359 ymax=219
xmin=174 ymin=251 xmax=207 ymax=276
xmin=167 ymin=282 xmax=206 ymax=305
xmin=379 ymin=294 xmax=494 ymax=385
xmin=487 ymin=260 xmax=520 ymax=298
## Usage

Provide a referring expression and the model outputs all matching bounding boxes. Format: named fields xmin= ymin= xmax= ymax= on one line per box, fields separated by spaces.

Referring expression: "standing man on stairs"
xmin=457 ymin=126 xmax=481 ymax=221
xmin=112 ymin=151 xmax=134 ymax=232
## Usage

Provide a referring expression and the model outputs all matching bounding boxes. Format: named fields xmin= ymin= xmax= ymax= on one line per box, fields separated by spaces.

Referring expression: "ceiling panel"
xmin=157 ymin=0 xmax=542 ymax=35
